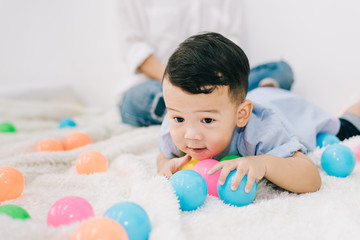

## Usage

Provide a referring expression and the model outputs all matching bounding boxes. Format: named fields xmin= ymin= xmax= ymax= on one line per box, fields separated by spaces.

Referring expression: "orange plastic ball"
xmin=0 ymin=166 xmax=25 ymax=202
xmin=35 ymin=139 xmax=64 ymax=152
xmin=64 ymin=132 xmax=92 ymax=151
xmin=72 ymin=217 xmax=129 ymax=240
xmin=76 ymin=151 xmax=108 ymax=175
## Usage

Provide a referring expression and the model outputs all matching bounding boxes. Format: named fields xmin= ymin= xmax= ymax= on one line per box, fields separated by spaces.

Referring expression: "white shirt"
xmin=118 ymin=0 xmax=244 ymax=92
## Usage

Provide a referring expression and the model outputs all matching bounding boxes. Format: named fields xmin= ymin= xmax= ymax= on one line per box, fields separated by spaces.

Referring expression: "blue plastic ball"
xmin=316 ymin=133 xmax=340 ymax=148
xmin=217 ymin=171 xmax=257 ymax=207
xmin=104 ymin=201 xmax=151 ymax=240
xmin=321 ymin=144 xmax=355 ymax=177
xmin=59 ymin=117 xmax=77 ymax=128
xmin=169 ymin=170 xmax=207 ymax=211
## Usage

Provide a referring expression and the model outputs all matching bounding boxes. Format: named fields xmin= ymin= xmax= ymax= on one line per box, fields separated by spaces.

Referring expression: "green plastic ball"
xmin=0 ymin=122 xmax=16 ymax=133
xmin=220 ymin=154 xmax=242 ymax=162
xmin=0 ymin=204 xmax=30 ymax=220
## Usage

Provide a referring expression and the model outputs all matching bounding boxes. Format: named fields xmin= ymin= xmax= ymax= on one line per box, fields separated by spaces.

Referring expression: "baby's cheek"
xmin=172 ymin=136 xmax=186 ymax=153
xmin=210 ymin=137 xmax=230 ymax=153
xmin=208 ymin=142 xmax=224 ymax=156
xmin=170 ymin=130 xmax=181 ymax=145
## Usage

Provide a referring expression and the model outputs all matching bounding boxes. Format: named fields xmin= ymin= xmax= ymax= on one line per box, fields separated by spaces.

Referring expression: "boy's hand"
xmin=157 ymin=154 xmax=191 ymax=179
xmin=208 ymin=156 xmax=266 ymax=193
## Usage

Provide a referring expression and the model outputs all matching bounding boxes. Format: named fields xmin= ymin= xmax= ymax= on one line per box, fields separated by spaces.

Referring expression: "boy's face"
xmin=163 ymin=77 xmax=248 ymax=160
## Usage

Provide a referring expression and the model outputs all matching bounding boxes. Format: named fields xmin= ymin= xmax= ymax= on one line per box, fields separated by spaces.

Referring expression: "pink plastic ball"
xmin=193 ymin=159 xmax=221 ymax=197
xmin=357 ymin=144 xmax=360 ymax=163
xmin=47 ymin=196 xmax=95 ymax=227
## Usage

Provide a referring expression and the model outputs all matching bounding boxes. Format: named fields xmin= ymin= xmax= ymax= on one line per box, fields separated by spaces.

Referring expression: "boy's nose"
xmin=184 ymin=127 xmax=201 ymax=140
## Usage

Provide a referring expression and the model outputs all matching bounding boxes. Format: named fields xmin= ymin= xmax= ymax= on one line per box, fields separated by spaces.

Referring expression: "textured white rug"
xmin=0 ymin=99 xmax=360 ymax=240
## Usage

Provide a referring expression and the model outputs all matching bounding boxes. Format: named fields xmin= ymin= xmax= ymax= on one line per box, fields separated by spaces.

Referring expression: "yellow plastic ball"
xmin=181 ymin=158 xmax=200 ymax=170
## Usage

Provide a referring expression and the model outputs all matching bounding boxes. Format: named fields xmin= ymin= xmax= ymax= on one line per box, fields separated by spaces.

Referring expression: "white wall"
xmin=0 ymin=0 xmax=359 ymax=115
xmin=0 ymin=0 xmax=123 ymax=107
xmin=242 ymin=0 xmax=360 ymax=115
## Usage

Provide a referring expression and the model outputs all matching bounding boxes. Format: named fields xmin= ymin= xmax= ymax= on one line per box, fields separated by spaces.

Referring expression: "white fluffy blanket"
xmin=1 ymin=99 xmax=360 ymax=240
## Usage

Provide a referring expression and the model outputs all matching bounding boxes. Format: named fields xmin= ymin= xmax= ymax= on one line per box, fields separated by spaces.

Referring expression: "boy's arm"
xmin=157 ymin=152 xmax=191 ymax=178
xmin=261 ymin=151 xmax=321 ymax=193
xmin=209 ymin=151 xmax=321 ymax=194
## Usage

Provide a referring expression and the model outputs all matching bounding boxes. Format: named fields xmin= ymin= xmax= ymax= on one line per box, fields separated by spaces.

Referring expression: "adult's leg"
xmin=336 ymin=101 xmax=360 ymax=140
xmin=248 ymin=61 xmax=294 ymax=91
xmin=119 ymin=81 xmax=165 ymax=127
xmin=343 ymin=101 xmax=360 ymax=116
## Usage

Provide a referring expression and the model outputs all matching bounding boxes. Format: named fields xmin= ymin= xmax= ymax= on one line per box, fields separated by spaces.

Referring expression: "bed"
xmin=0 ymin=98 xmax=359 ymax=240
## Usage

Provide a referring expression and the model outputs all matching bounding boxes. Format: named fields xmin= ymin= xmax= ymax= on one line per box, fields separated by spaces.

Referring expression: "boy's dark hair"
xmin=163 ymin=32 xmax=250 ymax=104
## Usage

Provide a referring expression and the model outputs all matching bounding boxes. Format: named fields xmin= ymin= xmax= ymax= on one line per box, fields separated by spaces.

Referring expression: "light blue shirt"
xmin=159 ymin=88 xmax=340 ymax=160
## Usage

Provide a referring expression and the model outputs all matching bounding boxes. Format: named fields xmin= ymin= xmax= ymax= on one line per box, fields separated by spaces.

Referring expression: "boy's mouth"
xmin=187 ymin=147 xmax=207 ymax=154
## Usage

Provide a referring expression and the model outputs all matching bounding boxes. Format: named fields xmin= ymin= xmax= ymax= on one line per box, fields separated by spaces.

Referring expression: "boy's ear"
xmin=236 ymin=99 xmax=253 ymax=127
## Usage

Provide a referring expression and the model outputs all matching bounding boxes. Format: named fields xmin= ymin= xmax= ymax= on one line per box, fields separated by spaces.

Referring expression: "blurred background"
xmin=0 ymin=0 xmax=359 ymax=115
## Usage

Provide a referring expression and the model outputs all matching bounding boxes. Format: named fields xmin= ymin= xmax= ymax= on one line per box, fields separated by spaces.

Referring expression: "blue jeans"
xmin=120 ymin=80 xmax=165 ymax=127
xmin=119 ymin=61 xmax=294 ymax=127
xmin=248 ymin=60 xmax=294 ymax=91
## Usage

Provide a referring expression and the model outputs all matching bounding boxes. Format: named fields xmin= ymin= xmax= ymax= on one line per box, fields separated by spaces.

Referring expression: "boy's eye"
xmin=202 ymin=118 xmax=214 ymax=124
xmin=174 ymin=117 xmax=184 ymax=123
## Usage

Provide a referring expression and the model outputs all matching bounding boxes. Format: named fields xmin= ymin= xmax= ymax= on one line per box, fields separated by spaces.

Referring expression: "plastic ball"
xmin=316 ymin=133 xmax=340 ymax=148
xmin=169 ymin=170 xmax=207 ymax=211
xmin=357 ymin=144 xmax=360 ymax=162
xmin=104 ymin=201 xmax=151 ymax=240
xmin=59 ymin=117 xmax=77 ymax=128
xmin=193 ymin=159 xmax=221 ymax=197
xmin=217 ymin=171 xmax=257 ymax=207
xmin=35 ymin=138 xmax=64 ymax=152
xmin=76 ymin=150 xmax=108 ymax=175
xmin=0 ymin=122 xmax=16 ymax=133
xmin=72 ymin=217 xmax=129 ymax=240
xmin=0 ymin=204 xmax=30 ymax=220
xmin=64 ymin=132 xmax=92 ymax=150
xmin=47 ymin=196 xmax=95 ymax=227
xmin=321 ymin=144 xmax=355 ymax=177
xmin=220 ymin=154 xmax=242 ymax=162
xmin=181 ymin=158 xmax=200 ymax=170
xmin=0 ymin=166 xmax=25 ymax=202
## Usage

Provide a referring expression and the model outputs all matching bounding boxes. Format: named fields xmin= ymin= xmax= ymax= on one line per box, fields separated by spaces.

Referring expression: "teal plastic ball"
xmin=59 ymin=117 xmax=77 ymax=128
xmin=104 ymin=201 xmax=151 ymax=240
xmin=217 ymin=171 xmax=257 ymax=207
xmin=321 ymin=144 xmax=355 ymax=177
xmin=316 ymin=133 xmax=340 ymax=148
xmin=169 ymin=170 xmax=207 ymax=211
